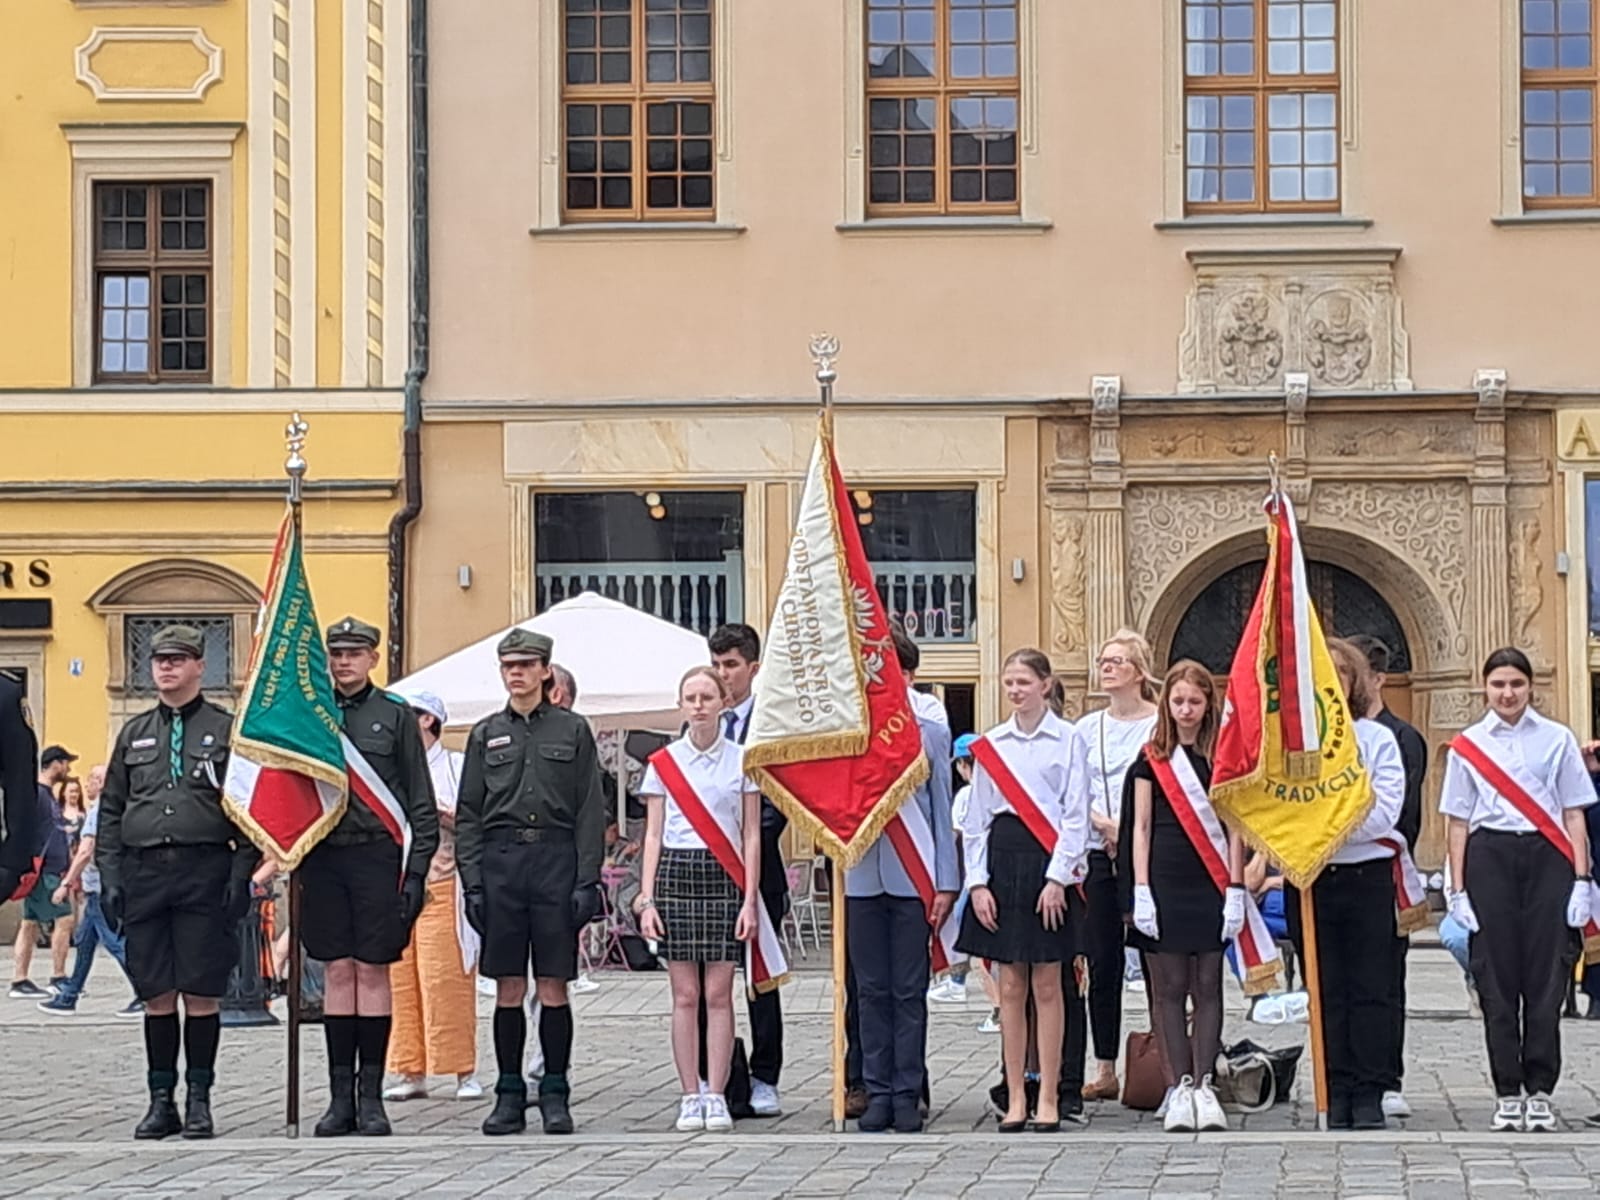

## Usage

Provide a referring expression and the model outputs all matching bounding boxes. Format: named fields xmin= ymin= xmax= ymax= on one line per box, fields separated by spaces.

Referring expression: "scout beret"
xmin=151 ymin=624 xmax=206 ymax=658
xmin=497 ymin=628 xmax=553 ymax=662
xmin=326 ymin=616 xmax=381 ymax=650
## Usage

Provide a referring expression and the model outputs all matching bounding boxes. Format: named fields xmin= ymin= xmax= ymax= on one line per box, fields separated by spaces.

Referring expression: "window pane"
xmin=126 ymin=616 xmax=235 ymax=695
xmin=868 ymin=0 xmax=937 ymax=78
xmin=947 ymin=94 xmax=1016 ymax=206
xmin=1269 ymin=0 xmax=1338 ymax=76
xmin=97 ymin=272 xmax=151 ymax=377
xmin=1186 ymin=0 xmax=1255 ymax=77
xmin=1523 ymin=86 xmax=1596 ymax=198
xmin=948 ymin=0 xmax=1016 ymax=80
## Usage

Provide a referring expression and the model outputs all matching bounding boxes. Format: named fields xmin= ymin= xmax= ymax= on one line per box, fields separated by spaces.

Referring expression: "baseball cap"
xmin=953 ymin=733 xmax=979 ymax=760
xmin=406 ymin=690 xmax=449 ymax=726
xmin=41 ymin=745 xmax=78 ymax=768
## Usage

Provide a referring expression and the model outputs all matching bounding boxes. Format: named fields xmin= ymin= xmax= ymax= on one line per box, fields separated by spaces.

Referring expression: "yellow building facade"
xmin=0 ymin=2 xmax=413 ymax=761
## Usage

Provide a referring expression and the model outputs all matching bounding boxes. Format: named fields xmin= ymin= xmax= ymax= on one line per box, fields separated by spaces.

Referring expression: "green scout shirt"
xmin=96 ymin=696 xmax=239 ymax=890
xmin=329 ymin=682 xmax=439 ymax=880
xmin=456 ymin=701 xmax=605 ymax=895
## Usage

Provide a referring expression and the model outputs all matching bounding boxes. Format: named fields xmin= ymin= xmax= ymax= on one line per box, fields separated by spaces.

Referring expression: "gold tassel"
xmin=1283 ymin=749 xmax=1320 ymax=780
xmin=1395 ymin=903 xmax=1431 ymax=937
xmin=748 ymin=969 xmax=792 ymax=999
xmin=1584 ymin=931 xmax=1600 ymax=967
xmin=1241 ymin=959 xmax=1281 ymax=997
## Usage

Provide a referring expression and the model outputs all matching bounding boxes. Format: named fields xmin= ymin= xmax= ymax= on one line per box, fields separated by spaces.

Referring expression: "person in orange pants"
xmin=385 ymin=692 xmax=482 ymax=1100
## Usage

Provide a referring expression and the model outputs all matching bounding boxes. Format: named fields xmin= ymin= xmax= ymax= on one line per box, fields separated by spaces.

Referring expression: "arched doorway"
xmin=1169 ymin=558 xmax=1415 ymax=722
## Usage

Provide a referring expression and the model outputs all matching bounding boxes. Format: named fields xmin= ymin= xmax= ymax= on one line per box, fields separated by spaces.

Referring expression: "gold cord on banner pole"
xmin=810 ymin=334 xmax=838 ymax=442
xmin=283 ymin=412 xmax=308 ymax=1138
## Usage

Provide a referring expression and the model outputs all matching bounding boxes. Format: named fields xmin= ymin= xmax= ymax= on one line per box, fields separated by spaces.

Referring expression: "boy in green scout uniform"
xmin=96 ymin=624 xmax=257 ymax=1140
xmin=457 ymin=628 xmax=606 ymax=1136
xmin=303 ymin=617 xmax=439 ymax=1138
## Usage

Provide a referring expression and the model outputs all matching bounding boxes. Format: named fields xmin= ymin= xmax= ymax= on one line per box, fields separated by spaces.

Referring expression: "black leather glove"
xmin=101 ymin=882 xmax=125 ymax=931
xmin=570 ymin=882 xmax=602 ymax=928
xmin=398 ymin=873 xmax=427 ymax=926
xmin=463 ymin=889 xmax=486 ymax=936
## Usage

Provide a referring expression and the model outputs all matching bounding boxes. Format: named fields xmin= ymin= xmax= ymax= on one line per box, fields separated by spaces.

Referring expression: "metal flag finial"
xmin=1267 ymin=451 xmax=1282 ymax=512
xmin=809 ymin=335 xmax=839 ymax=434
xmin=285 ymin=412 xmax=309 ymax=505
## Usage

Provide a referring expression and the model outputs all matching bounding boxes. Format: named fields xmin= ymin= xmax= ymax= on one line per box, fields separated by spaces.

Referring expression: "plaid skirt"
xmin=657 ymin=847 xmax=744 ymax=963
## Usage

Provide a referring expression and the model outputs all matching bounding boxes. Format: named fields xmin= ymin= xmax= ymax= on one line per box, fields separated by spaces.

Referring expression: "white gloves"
xmin=1133 ymin=884 xmax=1160 ymax=940
xmin=1566 ymin=879 xmax=1594 ymax=929
xmin=1221 ymin=886 xmax=1246 ymax=941
xmin=1448 ymin=890 xmax=1480 ymax=933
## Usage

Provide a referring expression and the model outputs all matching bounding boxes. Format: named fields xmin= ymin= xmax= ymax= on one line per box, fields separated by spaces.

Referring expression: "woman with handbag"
xmin=1072 ymin=630 xmax=1158 ymax=1103
xmin=1129 ymin=661 xmax=1241 ymax=1133
xmin=955 ymin=648 xmax=1090 ymax=1133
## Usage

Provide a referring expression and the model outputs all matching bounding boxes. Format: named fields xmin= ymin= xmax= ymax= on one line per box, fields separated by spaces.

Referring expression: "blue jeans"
xmin=57 ymin=893 xmax=133 ymax=1004
xmin=1438 ymin=914 xmax=1472 ymax=979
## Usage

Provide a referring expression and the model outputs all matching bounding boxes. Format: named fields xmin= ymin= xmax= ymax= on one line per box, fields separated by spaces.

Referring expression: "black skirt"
xmin=656 ymin=847 xmax=744 ymax=963
xmin=955 ymin=815 xmax=1075 ymax=965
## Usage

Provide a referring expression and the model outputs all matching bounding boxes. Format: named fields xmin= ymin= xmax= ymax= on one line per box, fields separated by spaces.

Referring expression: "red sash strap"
xmin=1375 ymin=835 xmax=1430 ymax=936
xmin=883 ymin=810 xmax=962 ymax=975
xmin=970 ymin=736 xmax=1058 ymax=856
xmin=1145 ymin=748 xmax=1230 ymax=894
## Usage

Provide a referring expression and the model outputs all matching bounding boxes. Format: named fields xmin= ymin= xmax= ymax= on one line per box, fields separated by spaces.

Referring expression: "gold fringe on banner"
xmin=752 ymin=752 xmax=930 ymax=873
xmin=1241 ymin=958 xmax=1282 ymax=998
xmin=1585 ymin=930 xmax=1600 ymax=967
xmin=1395 ymin=902 xmax=1432 ymax=938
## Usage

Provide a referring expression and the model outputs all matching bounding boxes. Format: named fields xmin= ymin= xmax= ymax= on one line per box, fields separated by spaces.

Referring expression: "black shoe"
xmin=483 ymin=1081 xmax=528 ymax=1136
xmin=1023 ymin=1078 xmax=1041 ymax=1119
xmin=1585 ymin=1111 xmax=1600 ymax=1129
xmin=844 ymin=1085 xmax=869 ymax=1120
xmin=1057 ymin=1092 xmax=1086 ymax=1124
xmin=1351 ymin=1092 xmax=1387 ymax=1131
xmin=314 ymin=1067 xmax=358 ymax=1137
xmin=181 ymin=1085 xmax=214 ymax=1140
xmin=134 ymin=1088 xmax=183 ymax=1140
xmin=1328 ymin=1091 xmax=1354 ymax=1130
xmin=1587 ymin=1002 xmax=1600 ymax=1021
xmin=857 ymin=1096 xmax=892 ymax=1133
xmin=354 ymin=1071 xmax=391 ymax=1137
xmin=538 ymin=1077 xmax=574 ymax=1135
xmin=892 ymin=1095 xmax=923 ymax=1134
xmin=988 ymin=1082 xmax=1009 ymax=1118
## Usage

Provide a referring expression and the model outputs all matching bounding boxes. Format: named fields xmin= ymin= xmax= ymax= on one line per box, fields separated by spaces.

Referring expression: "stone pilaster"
xmin=1471 ymin=368 xmax=1511 ymax=658
xmin=1087 ymin=375 xmax=1128 ymax=654
xmin=1283 ymin=371 xmax=1311 ymax=505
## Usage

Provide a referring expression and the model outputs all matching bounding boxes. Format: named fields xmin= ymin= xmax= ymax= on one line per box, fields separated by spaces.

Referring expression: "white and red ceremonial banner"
xmin=883 ymin=795 xmax=963 ymax=975
xmin=223 ymin=505 xmax=410 ymax=873
xmin=742 ymin=418 xmax=928 ymax=868
xmin=1449 ymin=730 xmax=1600 ymax=963
xmin=648 ymin=746 xmax=790 ymax=995
xmin=1376 ymin=836 xmax=1430 ymax=935
xmin=1148 ymin=745 xmax=1282 ymax=995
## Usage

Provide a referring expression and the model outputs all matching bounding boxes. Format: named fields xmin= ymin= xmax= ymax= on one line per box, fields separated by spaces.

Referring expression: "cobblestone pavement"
xmin=2 ymin=942 xmax=1598 ymax=1198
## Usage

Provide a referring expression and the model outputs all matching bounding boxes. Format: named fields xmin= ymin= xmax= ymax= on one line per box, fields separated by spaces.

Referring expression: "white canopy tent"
xmin=391 ymin=591 xmax=709 ymax=732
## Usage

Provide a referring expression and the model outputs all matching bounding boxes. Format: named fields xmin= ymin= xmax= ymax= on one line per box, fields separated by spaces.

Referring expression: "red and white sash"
xmin=1376 ymin=836 xmax=1430 ymax=935
xmin=883 ymin=802 xmax=964 ymax=976
xmin=1147 ymin=745 xmax=1282 ymax=995
xmin=342 ymin=734 xmax=412 ymax=886
xmin=1449 ymin=730 xmax=1600 ymax=961
xmin=649 ymin=746 xmax=790 ymax=996
xmin=970 ymin=736 xmax=1058 ymax=856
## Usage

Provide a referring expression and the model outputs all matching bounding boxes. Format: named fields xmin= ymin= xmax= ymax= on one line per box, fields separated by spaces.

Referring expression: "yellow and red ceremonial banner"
xmin=742 ymin=419 xmax=929 ymax=869
xmin=1210 ymin=493 xmax=1373 ymax=889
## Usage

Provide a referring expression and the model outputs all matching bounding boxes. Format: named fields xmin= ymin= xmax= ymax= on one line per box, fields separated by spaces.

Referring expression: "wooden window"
xmin=1522 ymin=0 xmax=1598 ymax=206
xmin=1183 ymin=0 xmax=1340 ymax=213
xmin=865 ymin=0 xmax=1020 ymax=216
xmin=93 ymin=181 xmax=212 ymax=383
xmin=561 ymin=0 xmax=715 ymax=221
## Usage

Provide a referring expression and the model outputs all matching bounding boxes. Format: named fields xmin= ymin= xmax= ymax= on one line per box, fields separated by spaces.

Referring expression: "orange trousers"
xmin=388 ymin=876 xmax=478 ymax=1077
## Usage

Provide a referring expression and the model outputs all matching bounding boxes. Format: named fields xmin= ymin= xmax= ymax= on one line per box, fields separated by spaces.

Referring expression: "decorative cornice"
xmin=0 ymin=479 xmax=398 ymax=501
xmin=74 ymin=27 xmax=223 ymax=102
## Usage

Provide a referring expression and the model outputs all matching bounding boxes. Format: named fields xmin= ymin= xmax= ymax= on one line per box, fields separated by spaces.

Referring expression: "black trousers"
xmin=1465 ymin=829 xmax=1579 ymax=1098
xmin=1071 ymin=851 xmax=1123 ymax=1064
xmin=1386 ymin=934 xmax=1409 ymax=1092
xmin=696 ymin=827 xmax=786 ymax=1087
xmin=1287 ymin=859 xmax=1399 ymax=1100
xmin=847 ymin=895 xmax=931 ymax=1101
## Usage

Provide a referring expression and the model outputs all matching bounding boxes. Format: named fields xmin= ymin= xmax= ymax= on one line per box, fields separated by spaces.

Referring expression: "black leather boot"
xmin=483 ymin=1075 xmax=527 ymax=1136
xmin=537 ymin=1074 xmax=574 ymax=1135
xmin=314 ymin=1067 xmax=358 ymax=1137
xmin=134 ymin=1072 xmax=183 ymax=1141
xmin=181 ymin=1071 xmax=215 ymax=1140
xmin=354 ymin=1069 xmax=392 ymax=1137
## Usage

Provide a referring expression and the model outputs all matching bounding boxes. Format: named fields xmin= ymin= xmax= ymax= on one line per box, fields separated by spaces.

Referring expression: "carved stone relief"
xmin=1121 ymin=418 xmax=1281 ymax=464
xmin=1509 ymin=514 xmax=1546 ymax=666
xmin=1178 ymin=250 xmax=1411 ymax=393
xmin=1307 ymin=416 xmax=1474 ymax=462
xmin=1054 ymin=422 xmax=1090 ymax=468
xmin=1123 ymin=483 xmax=1266 ymax=622
xmin=1049 ymin=508 xmax=1087 ymax=663
xmin=1423 ymin=687 xmax=1480 ymax=731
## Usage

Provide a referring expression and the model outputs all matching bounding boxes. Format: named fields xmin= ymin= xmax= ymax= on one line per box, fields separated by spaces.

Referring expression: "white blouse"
xmin=637 ymin=733 xmax=758 ymax=852
xmin=1075 ymin=708 xmax=1158 ymax=851
xmin=1331 ymin=718 xmax=1405 ymax=864
xmin=960 ymin=710 xmax=1090 ymax=890
xmin=1440 ymin=707 xmax=1594 ymax=834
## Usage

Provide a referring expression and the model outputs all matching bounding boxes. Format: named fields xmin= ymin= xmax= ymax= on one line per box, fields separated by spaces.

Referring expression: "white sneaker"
xmin=1491 ymin=1097 xmax=1524 ymax=1132
xmin=749 ymin=1080 xmax=782 ymax=1116
xmin=698 ymin=1078 xmax=710 ymax=1097
xmin=570 ymin=974 xmax=600 ymax=995
xmin=702 ymin=1093 xmax=734 ymax=1132
xmin=455 ymin=1077 xmax=484 ymax=1100
xmin=1283 ymin=991 xmax=1311 ymax=1023
xmin=382 ymin=1077 xmax=428 ymax=1101
xmin=1155 ymin=1085 xmax=1175 ymax=1119
xmin=927 ymin=978 xmax=967 ymax=1004
xmin=977 ymin=1014 xmax=1001 ymax=1034
xmin=1250 ymin=994 xmax=1288 ymax=1025
xmin=476 ymin=977 xmax=496 ymax=997
xmin=1382 ymin=1091 xmax=1411 ymax=1118
xmin=675 ymin=1093 xmax=705 ymax=1132
xmin=1524 ymin=1094 xmax=1556 ymax=1132
xmin=1193 ymin=1075 xmax=1228 ymax=1131
xmin=1465 ymin=980 xmax=1483 ymax=1019
xmin=1163 ymin=1076 xmax=1197 ymax=1133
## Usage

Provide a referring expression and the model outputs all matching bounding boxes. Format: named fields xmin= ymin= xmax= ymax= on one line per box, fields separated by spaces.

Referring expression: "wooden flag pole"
xmin=286 ymin=872 xmax=302 ymax=1137
xmin=831 ymin=859 xmax=848 ymax=1132
xmin=1297 ymin=884 xmax=1329 ymax=1131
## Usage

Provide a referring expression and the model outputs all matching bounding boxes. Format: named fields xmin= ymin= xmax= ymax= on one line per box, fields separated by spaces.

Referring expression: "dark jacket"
xmin=0 ymin=674 xmax=38 ymax=886
xmin=328 ymin=683 xmax=439 ymax=879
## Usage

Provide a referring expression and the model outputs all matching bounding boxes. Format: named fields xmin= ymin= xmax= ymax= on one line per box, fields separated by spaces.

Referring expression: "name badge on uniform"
xmin=487 ymin=735 xmax=512 ymax=749
xmin=131 ymin=737 xmax=157 ymax=750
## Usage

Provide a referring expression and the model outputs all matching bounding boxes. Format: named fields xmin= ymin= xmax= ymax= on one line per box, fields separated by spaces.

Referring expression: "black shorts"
xmin=299 ymin=839 xmax=406 ymax=965
xmin=480 ymin=835 xmax=578 ymax=982
xmin=124 ymin=845 xmax=236 ymax=1000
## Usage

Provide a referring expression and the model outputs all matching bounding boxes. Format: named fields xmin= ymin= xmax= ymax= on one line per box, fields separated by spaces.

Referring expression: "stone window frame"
xmin=1160 ymin=0 xmax=1362 ymax=224
xmin=64 ymin=123 xmax=241 ymax=388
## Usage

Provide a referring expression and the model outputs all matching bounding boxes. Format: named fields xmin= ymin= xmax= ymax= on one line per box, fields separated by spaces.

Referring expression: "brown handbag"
xmin=1120 ymin=1030 xmax=1166 ymax=1111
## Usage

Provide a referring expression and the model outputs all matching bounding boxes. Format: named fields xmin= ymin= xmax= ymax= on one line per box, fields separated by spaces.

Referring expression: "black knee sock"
xmin=323 ymin=1014 xmax=358 ymax=1072
xmin=356 ymin=1015 xmax=392 ymax=1077
xmin=144 ymin=1012 xmax=180 ymax=1088
xmin=493 ymin=1005 xmax=527 ymax=1084
xmin=183 ymin=1012 xmax=221 ymax=1085
xmin=539 ymin=1003 xmax=573 ymax=1078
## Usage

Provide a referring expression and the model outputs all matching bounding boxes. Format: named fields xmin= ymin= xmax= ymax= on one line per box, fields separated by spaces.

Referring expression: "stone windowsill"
xmin=1155 ymin=214 xmax=1375 ymax=232
xmin=835 ymin=217 xmax=1054 ymax=237
xmin=1492 ymin=210 xmax=1600 ymax=227
xmin=529 ymin=222 xmax=747 ymax=241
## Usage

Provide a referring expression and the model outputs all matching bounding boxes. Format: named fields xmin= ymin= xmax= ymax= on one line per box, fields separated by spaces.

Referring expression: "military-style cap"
xmin=326 ymin=616 xmax=381 ymax=650
xmin=151 ymin=624 xmax=206 ymax=658
xmin=497 ymin=628 xmax=553 ymax=662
